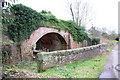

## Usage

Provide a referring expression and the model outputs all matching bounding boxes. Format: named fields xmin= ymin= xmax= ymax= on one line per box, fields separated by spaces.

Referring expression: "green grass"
xmin=113 ymin=40 xmax=119 ymax=43
xmin=4 ymin=54 xmax=106 ymax=78
xmin=3 ymin=44 xmax=116 ymax=78
xmin=0 ymin=42 xmax=10 ymax=44
xmin=35 ymin=55 xmax=106 ymax=78
xmin=107 ymin=43 xmax=116 ymax=52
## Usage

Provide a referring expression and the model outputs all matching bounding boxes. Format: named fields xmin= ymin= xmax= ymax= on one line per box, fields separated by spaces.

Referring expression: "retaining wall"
xmin=34 ymin=43 xmax=107 ymax=72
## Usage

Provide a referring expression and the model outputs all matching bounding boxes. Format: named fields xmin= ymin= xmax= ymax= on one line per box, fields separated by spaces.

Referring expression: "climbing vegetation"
xmin=3 ymin=4 xmax=88 ymax=43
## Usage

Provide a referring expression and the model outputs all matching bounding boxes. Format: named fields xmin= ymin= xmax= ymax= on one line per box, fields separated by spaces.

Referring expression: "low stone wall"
xmin=35 ymin=43 xmax=107 ymax=72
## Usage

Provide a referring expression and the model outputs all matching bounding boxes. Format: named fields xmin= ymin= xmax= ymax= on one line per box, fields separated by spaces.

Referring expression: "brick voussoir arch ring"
xmin=28 ymin=27 xmax=69 ymax=47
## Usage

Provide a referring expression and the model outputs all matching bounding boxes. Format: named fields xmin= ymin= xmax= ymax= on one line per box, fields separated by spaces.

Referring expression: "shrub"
xmin=115 ymin=37 xmax=119 ymax=41
xmin=92 ymin=37 xmax=100 ymax=45
xmin=86 ymin=37 xmax=92 ymax=46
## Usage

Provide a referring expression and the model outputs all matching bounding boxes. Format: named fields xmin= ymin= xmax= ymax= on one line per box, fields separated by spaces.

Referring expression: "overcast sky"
xmin=13 ymin=0 xmax=119 ymax=33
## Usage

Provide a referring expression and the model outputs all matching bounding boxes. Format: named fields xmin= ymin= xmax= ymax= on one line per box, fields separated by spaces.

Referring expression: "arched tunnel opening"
xmin=36 ymin=33 xmax=67 ymax=52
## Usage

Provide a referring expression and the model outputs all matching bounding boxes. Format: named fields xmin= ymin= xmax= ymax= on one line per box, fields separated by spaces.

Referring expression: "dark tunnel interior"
xmin=36 ymin=33 xmax=67 ymax=52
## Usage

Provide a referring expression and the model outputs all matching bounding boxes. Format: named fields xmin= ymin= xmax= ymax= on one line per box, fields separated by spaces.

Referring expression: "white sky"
xmin=14 ymin=0 xmax=119 ymax=33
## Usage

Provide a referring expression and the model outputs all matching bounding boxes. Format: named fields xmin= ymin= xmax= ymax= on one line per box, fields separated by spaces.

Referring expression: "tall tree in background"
xmin=67 ymin=0 xmax=92 ymax=27
xmin=70 ymin=4 xmax=75 ymax=22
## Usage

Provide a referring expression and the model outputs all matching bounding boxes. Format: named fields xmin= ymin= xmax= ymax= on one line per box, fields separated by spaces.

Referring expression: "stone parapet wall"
xmin=35 ymin=43 xmax=107 ymax=72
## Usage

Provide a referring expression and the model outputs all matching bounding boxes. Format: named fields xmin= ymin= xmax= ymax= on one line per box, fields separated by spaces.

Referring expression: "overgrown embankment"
xmin=3 ymin=4 xmax=88 ymax=43
xmin=2 ymin=51 xmax=107 ymax=78
xmin=2 ymin=42 xmax=116 ymax=78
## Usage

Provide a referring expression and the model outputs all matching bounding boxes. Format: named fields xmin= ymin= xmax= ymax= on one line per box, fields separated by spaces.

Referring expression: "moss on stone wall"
xmin=36 ymin=43 xmax=107 ymax=72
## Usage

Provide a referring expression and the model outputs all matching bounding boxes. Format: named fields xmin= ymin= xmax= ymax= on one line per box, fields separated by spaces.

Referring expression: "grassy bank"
xmin=3 ymin=44 xmax=116 ymax=78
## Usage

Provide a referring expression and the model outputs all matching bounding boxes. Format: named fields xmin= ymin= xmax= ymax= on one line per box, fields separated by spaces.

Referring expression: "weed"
xmin=3 ymin=44 xmax=116 ymax=78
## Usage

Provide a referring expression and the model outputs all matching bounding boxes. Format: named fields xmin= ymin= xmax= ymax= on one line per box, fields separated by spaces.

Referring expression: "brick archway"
xmin=28 ymin=27 xmax=69 ymax=47
xmin=22 ymin=27 xmax=79 ymax=55
xmin=36 ymin=32 xmax=67 ymax=51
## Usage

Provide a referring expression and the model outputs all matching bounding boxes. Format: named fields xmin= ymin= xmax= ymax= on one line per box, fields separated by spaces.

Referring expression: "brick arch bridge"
xmin=21 ymin=27 xmax=86 ymax=55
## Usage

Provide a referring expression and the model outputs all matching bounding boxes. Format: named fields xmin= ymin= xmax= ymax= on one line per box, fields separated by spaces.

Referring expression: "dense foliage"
xmin=91 ymin=37 xmax=100 ymax=45
xmin=4 ymin=4 xmax=88 ymax=43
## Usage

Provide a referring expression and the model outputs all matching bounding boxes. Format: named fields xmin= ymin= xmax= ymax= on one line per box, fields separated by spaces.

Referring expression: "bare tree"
xmin=70 ymin=4 xmax=75 ymax=22
xmin=88 ymin=26 xmax=101 ymax=38
xmin=66 ymin=0 xmax=92 ymax=27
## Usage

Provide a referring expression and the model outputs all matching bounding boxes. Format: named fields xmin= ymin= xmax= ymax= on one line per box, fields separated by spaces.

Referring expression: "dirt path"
xmin=99 ymin=44 xmax=119 ymax=78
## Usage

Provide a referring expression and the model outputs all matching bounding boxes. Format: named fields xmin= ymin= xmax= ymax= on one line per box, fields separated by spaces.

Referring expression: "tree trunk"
xmin=70 ymin=4 xmax=75 ymax=22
